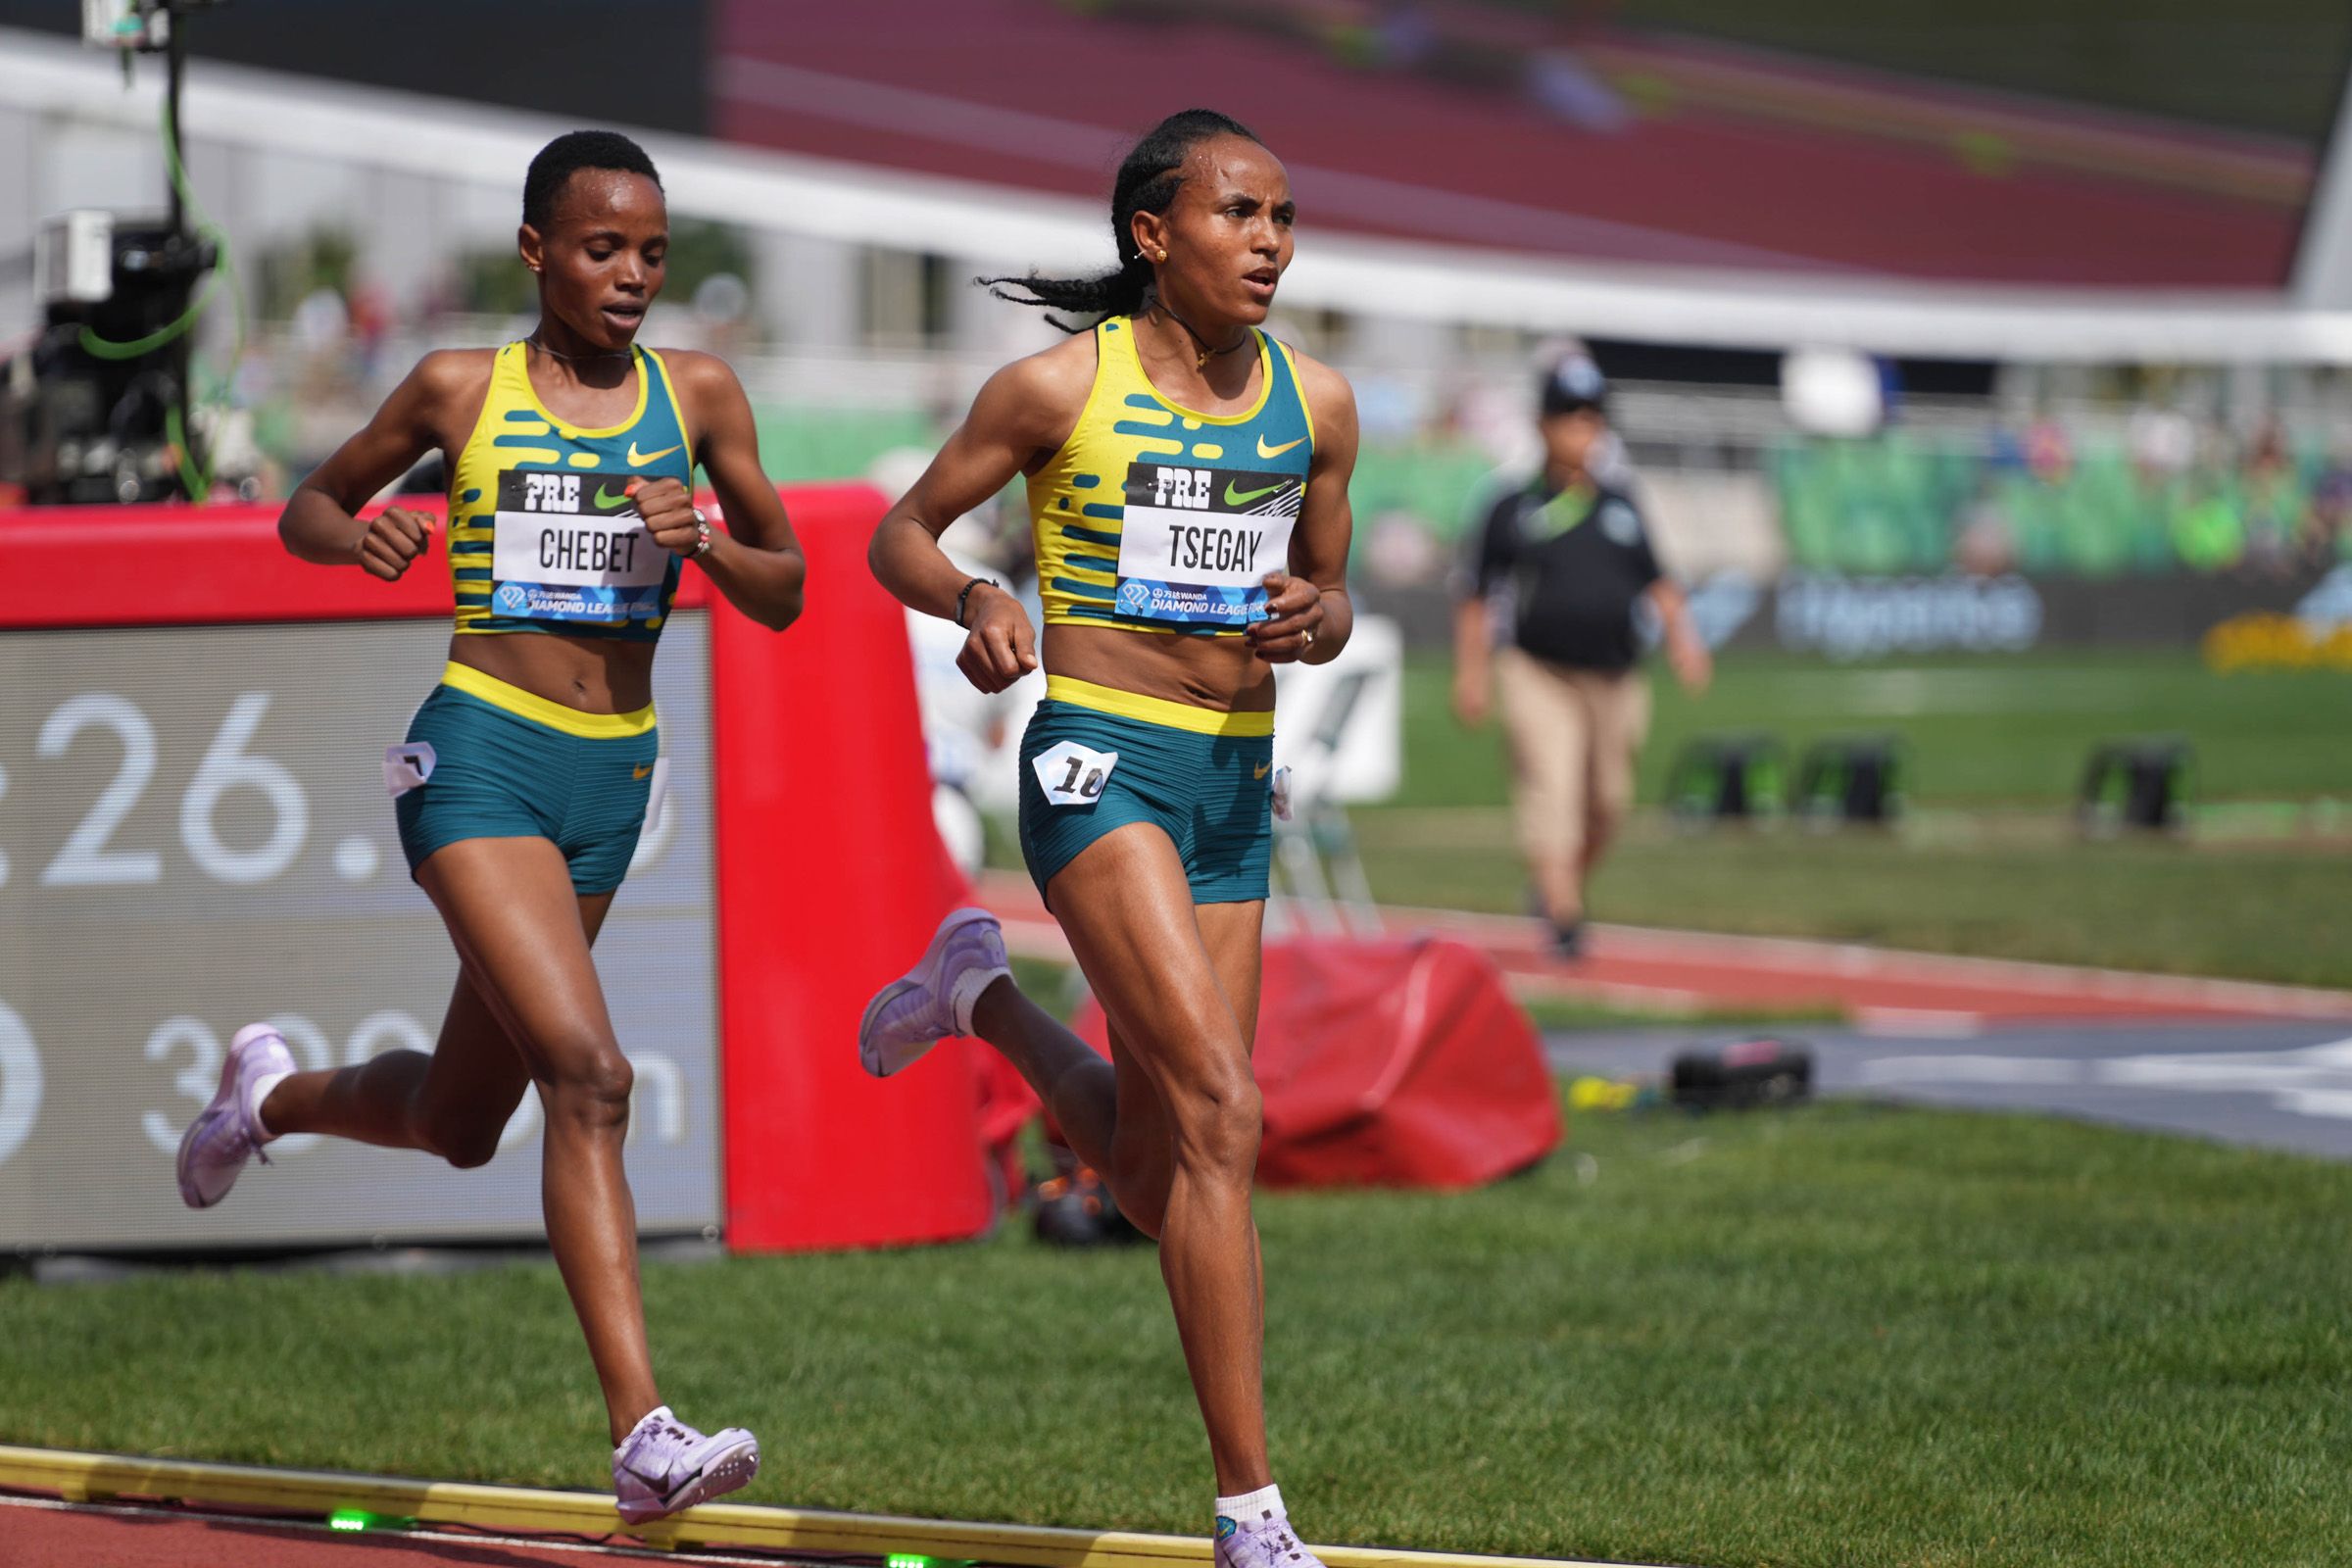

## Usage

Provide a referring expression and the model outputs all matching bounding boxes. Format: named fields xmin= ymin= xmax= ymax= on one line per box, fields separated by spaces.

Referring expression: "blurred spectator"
xmin=1452 ymin=354 xmax=1710 ymax=958
xmin=2239 ymin=421 xmax=2309 ymax=576
xmin=2309 ymin=440 xmax=2352 ymax=565
xmin=2130 ymin=403 xmax=2195 ymax=486
xmin=2024 ymin=415 xmax=2073 ymax=483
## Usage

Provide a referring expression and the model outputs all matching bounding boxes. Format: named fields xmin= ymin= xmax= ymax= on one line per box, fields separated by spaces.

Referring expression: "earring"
xmin=1156 ymin=250 xmax=1168 ymax=262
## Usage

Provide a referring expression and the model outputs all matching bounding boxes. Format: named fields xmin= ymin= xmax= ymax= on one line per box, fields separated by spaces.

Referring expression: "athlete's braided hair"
xmin=980 ymin=109 xmax=1263 ymax=331
xmin=522 ymin=130 xmax=662 ymax=231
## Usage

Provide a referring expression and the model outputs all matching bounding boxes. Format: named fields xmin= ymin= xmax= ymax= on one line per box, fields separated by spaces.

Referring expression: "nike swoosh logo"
xmin=593 ymin=484 xmax=633 ymax=511
xmin=1253 ymin=762 xmax=1271 ymax=779
xmin=1224 ymin=480 xmax=1285 ymax=507
xmin=627 ymin=441 xmax=681 ymax=466
xmin=633 ymin=763 xmax=654 ymax=780
xmin=1256 ymin=435 xmax=1304 ymax=460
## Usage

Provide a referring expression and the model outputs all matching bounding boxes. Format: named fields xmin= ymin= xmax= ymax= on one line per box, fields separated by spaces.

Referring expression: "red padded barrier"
xmin=1072 ymin=937 xmax=1561 ymax=1190
xmin=709 ymin=483 xmax=996 ymax=1250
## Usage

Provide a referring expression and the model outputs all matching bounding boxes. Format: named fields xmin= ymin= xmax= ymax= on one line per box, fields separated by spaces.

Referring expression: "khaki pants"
xmin=1495 ymin=647 xmax=1651 ymax=870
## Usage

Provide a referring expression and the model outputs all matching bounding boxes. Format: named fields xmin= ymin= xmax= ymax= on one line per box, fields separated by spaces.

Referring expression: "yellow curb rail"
xmin=0 ymin=1446 xmax=1642 ymax=1568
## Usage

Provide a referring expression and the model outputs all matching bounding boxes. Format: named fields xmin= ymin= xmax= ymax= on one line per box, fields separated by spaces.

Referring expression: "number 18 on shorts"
xmin=1032 ymin=740 xmax=1119 ymax=807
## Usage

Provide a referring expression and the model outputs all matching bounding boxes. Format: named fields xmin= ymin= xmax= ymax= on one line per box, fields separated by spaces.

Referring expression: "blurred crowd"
xmin=1780 ymin=410 xmax=2352 ymax=581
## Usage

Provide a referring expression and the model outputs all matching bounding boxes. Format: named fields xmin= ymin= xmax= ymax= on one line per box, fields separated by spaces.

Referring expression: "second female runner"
xmin=173 ymin=131 xmax=804 ymax=1523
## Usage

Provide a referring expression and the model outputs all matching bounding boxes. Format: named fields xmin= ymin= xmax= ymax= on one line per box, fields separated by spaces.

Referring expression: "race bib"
xmin=1031 ymin=741 xmax=1118 ymax=808
xmin=489 ymin=469 xmax=671 ymax=624
xmin=1115 ymin=461 xmax=1301 ymax=628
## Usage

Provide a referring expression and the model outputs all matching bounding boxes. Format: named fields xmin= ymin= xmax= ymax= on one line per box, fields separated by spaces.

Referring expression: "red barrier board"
xmin=708 ymin=488 xmax=994 ymax=1250
xmin=1 ymin=488 xmax=994 ymax=1252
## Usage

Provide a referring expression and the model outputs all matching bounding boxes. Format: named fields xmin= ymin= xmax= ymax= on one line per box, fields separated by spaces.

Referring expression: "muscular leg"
xmin=1049 ymin=823 xmax=1272 ymax=1496
xmin=968 ymin=974 xmax=1121 ymax=1181
xmin=416 ymin=837 xmax=659 ymax=1443
xmin=259 ymin=887 xmax=616 ymax=1168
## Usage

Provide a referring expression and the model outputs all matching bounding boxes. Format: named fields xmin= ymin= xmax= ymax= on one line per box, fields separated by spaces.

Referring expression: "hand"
xmin=354 ymin=506 xmax=435 ymax=582
xmin=958 ymin=587 xmax=1038 ymax=694
xmin=1669 ymin=634 xmax=1713 ymax=696
xmin=1453 ymin=672 xmax=1490 ymax=728
xmin=1244 ymin=571 xmax=1324 ymax=662
xmin=627 ymin=477 xmax=707 ymax=559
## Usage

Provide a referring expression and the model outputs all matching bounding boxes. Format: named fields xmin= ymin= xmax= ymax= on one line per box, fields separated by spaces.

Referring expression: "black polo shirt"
xmin=1465 ymin=475 xmax=1662 ymax=672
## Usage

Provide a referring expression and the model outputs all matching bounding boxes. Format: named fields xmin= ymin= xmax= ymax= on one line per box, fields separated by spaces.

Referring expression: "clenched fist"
xmin=626 ymin=477 xmax=709 ymax=560
xmin=354 ymin=507 xmax=435 ymax=582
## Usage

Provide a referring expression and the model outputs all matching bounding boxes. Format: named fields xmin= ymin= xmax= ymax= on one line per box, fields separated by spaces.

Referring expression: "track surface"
xmin=977 ymin=871 xmax=2352 ymax=1030
xmin=1551 ymin=1019 xmax=2352 ymax=1160
xmin=0 ymin=1493 xmax=815 ymax=1568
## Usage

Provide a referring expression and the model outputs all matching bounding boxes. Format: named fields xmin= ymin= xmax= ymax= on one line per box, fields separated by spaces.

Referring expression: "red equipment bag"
xmin=1073 ymin=936 xmax=1560 ymax=1190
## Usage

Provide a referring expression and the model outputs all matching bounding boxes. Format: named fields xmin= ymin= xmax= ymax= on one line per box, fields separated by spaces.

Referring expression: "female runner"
xmin=859 ymin=110 xmax=1356 ymax=1568
xmin=173 ymin=130 xmax=805 ymax=1523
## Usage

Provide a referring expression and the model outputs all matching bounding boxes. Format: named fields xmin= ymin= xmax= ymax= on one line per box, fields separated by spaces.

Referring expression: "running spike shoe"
xmin=174 ymin=1022 xmax=294 ymax=1208
xmin=858 ymin=906 xmax=1008 ymax=1078
xmin=612 ymin=1405 xmax=760 ymax=1525
xmin=1216 ymin=1509 xmax=1327 ymax=1568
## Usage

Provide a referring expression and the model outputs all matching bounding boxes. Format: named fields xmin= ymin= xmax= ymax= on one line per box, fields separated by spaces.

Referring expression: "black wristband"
xmin=955 ymin=576 xmax=1000 ymax=628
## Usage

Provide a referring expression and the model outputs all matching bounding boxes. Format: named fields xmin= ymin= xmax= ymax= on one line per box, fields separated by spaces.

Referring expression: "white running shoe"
xmin=1217 ymin=1509 xmax=1327 ymax=1568
xmin=612 ymin=1405 xmax=760 ymax=1525
xmin=175 ymin=1023 xmax=294 ymax=1208
xmin=858 ymin=906 xmax=1009 ymax=1078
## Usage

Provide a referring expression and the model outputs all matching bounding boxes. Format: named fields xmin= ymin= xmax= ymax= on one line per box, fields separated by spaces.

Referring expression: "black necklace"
xmin=525 ymin=332 xmax=630 ymax=365
xmin=1152 ymin=302 xmax=1250 ymax=371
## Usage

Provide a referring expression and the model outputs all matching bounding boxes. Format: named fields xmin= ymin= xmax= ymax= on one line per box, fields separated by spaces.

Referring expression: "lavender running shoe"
xmin=1216 ymin=1510 xmax=1327 ymax=1568
xmin=858 ymin=906 xmax=1009 ymax=1078
xmin=612 ymin=1405 xmax=760 ymax=1525
xmin=175 ymin=1022 xmax=295 ymax=1208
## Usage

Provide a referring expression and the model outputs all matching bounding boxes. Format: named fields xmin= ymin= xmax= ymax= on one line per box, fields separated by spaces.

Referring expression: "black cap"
xmin=1540 ymin=355 xmax=1608 ymax=417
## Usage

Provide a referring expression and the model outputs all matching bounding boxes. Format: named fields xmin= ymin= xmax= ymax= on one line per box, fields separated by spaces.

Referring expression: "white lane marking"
xmin=1859 ymin=1036 xmax=2352 ymax=1120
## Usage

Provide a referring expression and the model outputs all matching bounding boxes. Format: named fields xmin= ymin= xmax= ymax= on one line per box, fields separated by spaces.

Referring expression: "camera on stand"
xmin=0 ymin=1 xmax=245 ymax=505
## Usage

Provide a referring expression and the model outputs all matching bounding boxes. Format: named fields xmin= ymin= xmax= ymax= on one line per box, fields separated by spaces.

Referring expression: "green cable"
xmin=75 ymin=82 xmax=248 ymax=498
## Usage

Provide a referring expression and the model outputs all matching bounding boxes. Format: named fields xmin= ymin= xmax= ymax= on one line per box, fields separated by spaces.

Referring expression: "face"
xmin=1541 ymin=409 xmax=1606 ymax=474
xmin=1134 ymin=135 xmax=1296 ymax=329
xmin=518 ymin=170 xmax=668 ymax=351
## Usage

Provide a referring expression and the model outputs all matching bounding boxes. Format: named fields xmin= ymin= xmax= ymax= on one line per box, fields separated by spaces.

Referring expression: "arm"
xmin=1647 ymin=578 xmax=1712 ymax=694
xmin=1451 ymin=482 xmax=1512 ymax=726
xmin=1452 ymin=597 xmax=1494 ymax=726
xmin=631 ymin=352 xmax=806 ymax=633
xmin=870 ymin=348 xmax=1089 ymax=693
xmin=1250 ymin=355 xmax=1358 ymax=665
xmin=276 ymin=350 xmax=478 ymax=578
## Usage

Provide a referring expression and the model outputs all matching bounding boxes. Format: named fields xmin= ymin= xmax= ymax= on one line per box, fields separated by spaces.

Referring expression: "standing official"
xmin=1453 ymin=355 xmax=1709 ymax=956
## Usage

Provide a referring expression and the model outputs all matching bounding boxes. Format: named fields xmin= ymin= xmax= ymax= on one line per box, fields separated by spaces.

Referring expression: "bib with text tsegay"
xmin=487 ymin=469 xmax=672 ymax=625
xmin=1114 ymin=461 xmax=1303 ymax=627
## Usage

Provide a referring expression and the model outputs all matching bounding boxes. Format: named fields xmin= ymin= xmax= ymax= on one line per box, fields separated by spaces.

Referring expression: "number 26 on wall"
xmin=14 ymin=692 xmax=309 ymax=888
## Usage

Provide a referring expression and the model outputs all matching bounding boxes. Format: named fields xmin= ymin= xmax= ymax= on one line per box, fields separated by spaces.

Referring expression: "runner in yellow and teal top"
xmin=860 ymin=111 xmax=1361 ymax=1568
xmin=171 ymin=130 xmax=806 ymax=1525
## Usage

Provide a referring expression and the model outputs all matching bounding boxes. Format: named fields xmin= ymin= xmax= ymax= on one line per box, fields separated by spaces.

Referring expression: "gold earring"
xmin=1156 ymin=250 xmax=1168 ymax=262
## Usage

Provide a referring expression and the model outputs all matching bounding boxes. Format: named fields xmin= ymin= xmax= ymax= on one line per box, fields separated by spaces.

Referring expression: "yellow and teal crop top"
xmin=447 ymin=340 xmax=696 ymax=641
xmin=1028 ymin=316 xmax=1315 ymax=635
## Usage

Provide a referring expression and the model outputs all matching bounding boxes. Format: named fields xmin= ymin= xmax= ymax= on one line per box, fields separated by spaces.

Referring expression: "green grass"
xmin=1366 ymin=649 xmax=2352 ymax=988
xmin=1354 ymin=811 xmax=2352 ymax=990
xmin=6 ymin=1101 xmax=2350 ymax=1566
xmin=1402 ymin=650 xmax=2352 ymax=810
